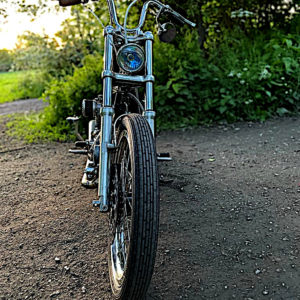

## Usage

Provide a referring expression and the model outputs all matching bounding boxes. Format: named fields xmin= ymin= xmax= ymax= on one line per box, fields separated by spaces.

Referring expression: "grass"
xmin=0 ymin=71 xmax=27 ymax=103
xmin=0 ymin=71 xmax=45 ymax=104
xmin=6 ymin=113 xmax=73 ymax=143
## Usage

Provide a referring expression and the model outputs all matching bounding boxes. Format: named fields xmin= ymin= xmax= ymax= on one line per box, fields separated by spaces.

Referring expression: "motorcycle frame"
xmin=98 ymin=1 xmax=159 ymax=212
xmin=90 ymin=0 xmax=195 ymax=211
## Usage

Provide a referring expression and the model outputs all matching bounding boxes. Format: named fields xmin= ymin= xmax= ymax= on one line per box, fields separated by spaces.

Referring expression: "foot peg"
xmin=69 ymin=149 xmax=88 ymax=155
xmin=69 ymin=140 xmax=88 ymax=155
xmin=157 ymin=152 xmax=172 ymax=161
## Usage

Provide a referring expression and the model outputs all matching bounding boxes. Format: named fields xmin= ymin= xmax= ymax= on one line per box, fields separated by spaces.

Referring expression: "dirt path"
xmin=0 ymin=99 xmax=48 ymax=116
xmin=0 ymin=117 xmax=300 ymax=299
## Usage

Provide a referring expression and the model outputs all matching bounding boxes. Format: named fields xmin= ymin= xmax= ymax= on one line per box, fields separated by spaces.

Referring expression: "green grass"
xmin=0 ymin=71 xmax=45 ymax=104
xmin=6 ymin=113 xmax=74 ymax=143
xmin=0 ymin=71 xmax=27 ymax=103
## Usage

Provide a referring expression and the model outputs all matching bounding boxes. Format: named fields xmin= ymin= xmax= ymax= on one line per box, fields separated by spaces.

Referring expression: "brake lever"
xmin=164 ymin=5 xmax=196 ymax=28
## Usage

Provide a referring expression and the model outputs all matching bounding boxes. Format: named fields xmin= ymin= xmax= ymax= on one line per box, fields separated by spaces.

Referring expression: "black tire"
xmin=109 ymin=114 xmax=159 ymax=300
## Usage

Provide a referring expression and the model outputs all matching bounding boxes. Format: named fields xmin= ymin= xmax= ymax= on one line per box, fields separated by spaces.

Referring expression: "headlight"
xmin=117 ymin=44 xmax=145 ymax=73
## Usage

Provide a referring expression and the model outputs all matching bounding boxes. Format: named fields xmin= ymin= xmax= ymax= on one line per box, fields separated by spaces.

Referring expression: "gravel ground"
xmin=0 ymin=116 xmax=300 ymax=300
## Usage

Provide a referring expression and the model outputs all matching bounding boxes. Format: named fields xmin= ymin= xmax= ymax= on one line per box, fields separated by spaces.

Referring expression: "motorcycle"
xmin=59 ymin=0 xmax=195 ymax=298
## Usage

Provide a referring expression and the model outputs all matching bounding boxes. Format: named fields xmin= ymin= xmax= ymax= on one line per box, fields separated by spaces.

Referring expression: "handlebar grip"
xmin=59 ymin=0 xmax=85 ymax=7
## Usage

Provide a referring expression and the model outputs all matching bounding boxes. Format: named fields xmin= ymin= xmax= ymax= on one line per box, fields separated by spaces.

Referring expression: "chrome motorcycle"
xmin=59 ymin=0 xmax=195 ymax=298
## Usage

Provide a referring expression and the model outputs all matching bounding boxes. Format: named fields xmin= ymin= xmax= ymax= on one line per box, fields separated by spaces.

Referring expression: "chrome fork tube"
xmin=98 ymin=26 xmax=115 ymax=212
xmin=143 ymin=32 xmax=155 ymax=136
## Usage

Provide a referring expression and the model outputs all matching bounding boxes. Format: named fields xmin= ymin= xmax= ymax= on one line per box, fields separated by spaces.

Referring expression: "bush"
xmin=0 ymin=49 xmax=13 ymax=72
xmin=43 ymin=53 xmax=103 ymax=125
xmin=6 ymin=113 xmax=71 ymax=143
xmin=8 ymin=28 xmax=299 ymax=141
xmin=154 ymin=28 xmax=300 ymax=128
xmin=15 ymin=71 xmax=48 ymax=99
xmin=7 ymin=54 xmax=103 ymax=142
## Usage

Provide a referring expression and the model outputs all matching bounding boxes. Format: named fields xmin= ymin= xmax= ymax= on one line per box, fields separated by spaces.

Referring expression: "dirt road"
xmin=0 ymin=99 xmax=48 ymax=116
xmin=0 ymin=116 xmax=299 ymax=299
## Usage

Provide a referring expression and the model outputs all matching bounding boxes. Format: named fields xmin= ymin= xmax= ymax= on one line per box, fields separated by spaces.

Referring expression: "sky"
xmin=0 ymin=3 xmax=70 ymax=50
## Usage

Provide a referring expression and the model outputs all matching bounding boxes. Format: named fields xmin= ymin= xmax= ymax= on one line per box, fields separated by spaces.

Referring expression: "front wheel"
xmin=109 ymin=114 xmax=159 ymax=300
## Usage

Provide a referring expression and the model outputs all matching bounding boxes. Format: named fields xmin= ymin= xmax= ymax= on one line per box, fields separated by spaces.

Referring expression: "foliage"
xmin=9 ymin=27 xmax=299 ymax=140
xmin=0 ymin=71 xmax=45 ymax=103
xmin=0 ymin=0 xmax=55 ymax=19
xmin=6 ymin=113 xmax=72 ymax=143
xmin=11 ymin=4 xmax=108 ymax=74
xmin=7 ymin=54 xmax=103 ymax=142
xmin=10 ymin=32 xmax=58 ymax=101
xmin=0 ymin=49 xmax=13 ymax=72
xmin=154 ymin=28 xmax=300 ymax=128
xmin=13 ymin=32 xmax=59 ymax=73
xmin=165 ymin=0 xmax=299 ymax=48
xmin=16 ymin=71 xmax=48 ymax=100
xmin=44 ymin=53 xmax=103 ymax=124
xmin=4 ymin=0 xmax=300 ymax=141
xmin=53 ymin=5 xmax=106 ymax=74
xmin=7 ymin=6 xmax=106 ymax=104
xmin=1 ymin=33 xmax=50 ymax=103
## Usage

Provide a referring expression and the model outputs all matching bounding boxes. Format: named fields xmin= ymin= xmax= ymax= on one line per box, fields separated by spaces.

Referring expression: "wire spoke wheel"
xmin=111 ymin=134 xmax=132 ymax=281
xmin=109 ymin=114 xmax=159 ymax=300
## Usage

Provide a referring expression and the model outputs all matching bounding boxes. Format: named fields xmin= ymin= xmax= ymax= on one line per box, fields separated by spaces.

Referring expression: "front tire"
xmin=109 ymin=114 xmax=159 ymax=300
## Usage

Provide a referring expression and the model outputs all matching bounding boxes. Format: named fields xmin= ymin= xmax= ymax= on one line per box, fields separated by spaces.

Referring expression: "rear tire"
xmin=109 ymin=114 xmax=159 ymax=300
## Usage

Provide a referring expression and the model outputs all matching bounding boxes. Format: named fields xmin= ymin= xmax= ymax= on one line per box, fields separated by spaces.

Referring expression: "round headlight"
xmin=117 ymin=44 xmax=145 ymax=73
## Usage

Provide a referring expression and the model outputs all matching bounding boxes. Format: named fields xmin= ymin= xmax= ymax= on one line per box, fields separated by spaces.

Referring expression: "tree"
xmin=11 ymin=4 xmax=107 ymax=75
xmin=54 ymin=5 xmax=105 ymax=71
xmin=13 ymin=32 xmax=59 ymax=72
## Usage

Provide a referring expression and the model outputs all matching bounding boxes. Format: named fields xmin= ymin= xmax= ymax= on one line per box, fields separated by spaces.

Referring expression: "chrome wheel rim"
xmin=110 ymin=134 xmax=133 ymax=285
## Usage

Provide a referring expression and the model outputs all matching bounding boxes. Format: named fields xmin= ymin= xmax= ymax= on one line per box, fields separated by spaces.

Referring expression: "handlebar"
xmin=59 ymin=0 xmax=196 ymax=30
